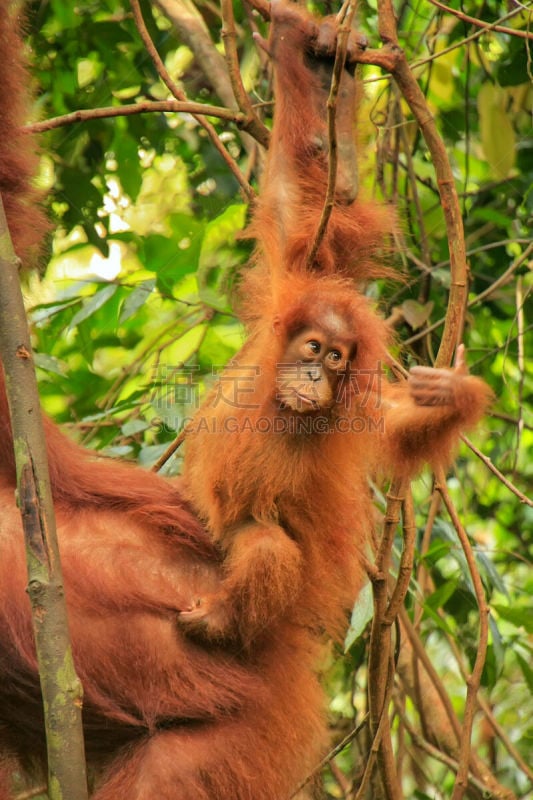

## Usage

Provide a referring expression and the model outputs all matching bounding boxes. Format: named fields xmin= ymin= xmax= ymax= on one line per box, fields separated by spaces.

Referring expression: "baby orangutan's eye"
xmin=306 ymin=340 xmax=321 ymax=355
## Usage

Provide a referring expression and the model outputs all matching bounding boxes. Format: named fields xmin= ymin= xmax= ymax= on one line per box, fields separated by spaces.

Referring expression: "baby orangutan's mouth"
xmin=279 ymin=391 xmax=331 ymax=413
xmin=295 ymin=391 xmax=319 ymax=409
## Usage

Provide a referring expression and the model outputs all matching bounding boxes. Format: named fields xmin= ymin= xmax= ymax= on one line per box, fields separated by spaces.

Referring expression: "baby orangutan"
xmin=180 ymin=276 xmax=491 ymax=645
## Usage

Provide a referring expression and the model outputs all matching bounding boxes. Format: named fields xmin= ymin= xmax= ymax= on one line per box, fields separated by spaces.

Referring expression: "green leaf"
xmin=477 ymin=83 xmax=516 ymax=180
xmin=121 ymin=419 xmax=151 ymax=437
xmin=77 ymin=55 xmax=104 ymax=89
xmin=142 ymin=216 xmax=205 ymax=295
xmin=50 ymin=0 xmax=80 ymax=28
xmin=482 ymin=615 xmax=505 ymax=689
xmin=421 ymin=538 xmax=453 ymax=567
xmin=345 ymin=582 xmax=373 ymax=651
xmin=34 ymin=353 xmax=68 ymax=376
xmin=30 ymin=298 xmax=82 ymax=324
xmin=103 ymin=445 xmax=134 ymax=458
xmin=492 ymin=604 xmax=533 ymax=633
xmin=197 ymin=204 xmax=248 ymax=310
xmin=476 ymin=551 xmax=508 ymax=596
xmin=426 ymin=579 xmax=458 ymax=612
xmin=197 ymin=320 xmax=243 ymax=371
xmin=421 ymin=604 xmax=455 ymax=636
xmin=401 ymin=299 xmax=434 ymax=330
xmin=119 ymin=280 xmax=156 ymax=323
xmin=68 ymin=284 xmax=118 ymax=330
xmin=469 ymin=207 xmax=514 ymax=229
xmin=515 ymin=652 xmax=533 ymax=695
xmin=496 ymin=36 xmax=532 ymax=87
xmin=113 ymin=131 xmax=143 ymax=201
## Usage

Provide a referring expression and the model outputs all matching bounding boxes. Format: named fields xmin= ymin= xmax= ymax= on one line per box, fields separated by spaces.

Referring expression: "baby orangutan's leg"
xmin=179 ymin=521 xmax=302 ymax=645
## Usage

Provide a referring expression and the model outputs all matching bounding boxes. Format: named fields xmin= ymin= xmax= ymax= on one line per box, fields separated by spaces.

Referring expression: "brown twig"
xmin=434 ymin=469 xmax=490 ymax=800
xmin=290 ymin=714 xmax=370 ymax=798
xmin=367 ymin=476 xmax=407 ymax=800
xmin=490 ymin=410 xmax=533 ymax=432
xmin=402 ymin=240 xmax=533 ymax=347
xmin=15 ymin=786 xmax=48 ymax=800
xmin=436 ymin=598 xmax=533 ymax=788
xmin=468 ymin=241 xmax=533 ymax=309
xmin=412 ymin=548 xmax=521 ymax=798
xmin=95 ymin=305 xmax=209 ymax=415
xmin=129 ymin=0 xmax=255 ymax=200
xmin=326 ymin=4 xmax=533 ymax=88
xmin=154 ymin=0 xmax=262 ymax=162
xmin=384 ymin=489 xmax=416 ymax=626
xmin=427 ymin=0 xmax=533 ymax=41
xmin=461 ymin=435 xmax=533 ymax=507
xmin=26 ymin=100 xmax=243 ymax=133
xmin=329 ymin=760 xmax=351 ymax=797
xmin=354 ymin=658 xmax=399 ymax=800
xmin=393 ymin=700 xmax=495 ymax=797
xmin=155 ymin=0 xmax=236 ymax=107
xmin=366 ymin=5 xmax=480 ymax=783
xmin=399 ymin=607 xmax=463 ymax=748
xmin=151 ymin=426 xmax=188 ymax=472
xmin=399 ymin=613 xmax=516 ymax=794
xmin=369 ymin=480 xmax=404 ymax=717
xmin=395 ymin=96 xmax=432 ymax=288
xmin=375 ymin=488 xmax=417 ymax=799
xmin=220 ymin=0 xmax=270 ymax=148
xmin=413 ymin=490 xmax=441 ymax=629
xmin=514 ymin=276 xmax=526 ymax=475
xmin=476 ymin=694 xmax=533 ymax=785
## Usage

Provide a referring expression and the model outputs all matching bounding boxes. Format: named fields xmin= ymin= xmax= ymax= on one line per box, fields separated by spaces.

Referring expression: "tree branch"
xmin=0 ymin=195 xmax=88 ymax=800
xmin=367 ymin=476 xmax=407 ymax=800
xmin=434 ymin=470 xmax=490 ymax=800
xmin=26 ymin=99 xmax=244 ymax=133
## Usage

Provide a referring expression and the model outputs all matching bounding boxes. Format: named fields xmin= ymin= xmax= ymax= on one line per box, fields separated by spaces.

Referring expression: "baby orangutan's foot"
xmin=178 ymin=593 xmax=236 ymax=643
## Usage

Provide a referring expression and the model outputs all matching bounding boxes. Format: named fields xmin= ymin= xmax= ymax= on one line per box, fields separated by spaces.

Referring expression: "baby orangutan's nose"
xmin=307 ymin=366 xmax=322 ymax=382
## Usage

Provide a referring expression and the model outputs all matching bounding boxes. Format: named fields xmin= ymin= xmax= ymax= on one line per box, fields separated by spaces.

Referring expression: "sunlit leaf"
xmin=119 ymin=280 xmax=156 ymax=323
xmin=68 ymin=284 xmax=118 ymax=330
xmin=34 ymin=353 xmax=68 ymax=376
xmin=197 ymin=204 xmax=248 ymax=311
xmin=478 ymin=83 xmax=516 ymax=179
xmin=121 ymin=419 xmax=151 ymax=437
xmin=492 ymin=604 xmax=533 ymax=633
xmin=345 ymin=582 xmax=373 ymax=651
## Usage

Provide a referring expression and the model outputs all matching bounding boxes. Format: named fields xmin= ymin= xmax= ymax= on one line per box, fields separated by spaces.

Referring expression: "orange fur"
xmin=0 ymin=1 xmax=48 ymax=267
xmin=0 ymin=2 xmax=491 ymax=798
xmin=383 ymin=371 xmax=493 ymax=475
xmin=246 ymin=0 xmax=396 ymax=285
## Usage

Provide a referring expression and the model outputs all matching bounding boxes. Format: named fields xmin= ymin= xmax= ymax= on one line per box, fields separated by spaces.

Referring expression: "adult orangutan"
xmin=0 ymin=2 xmax=491 ymax=799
